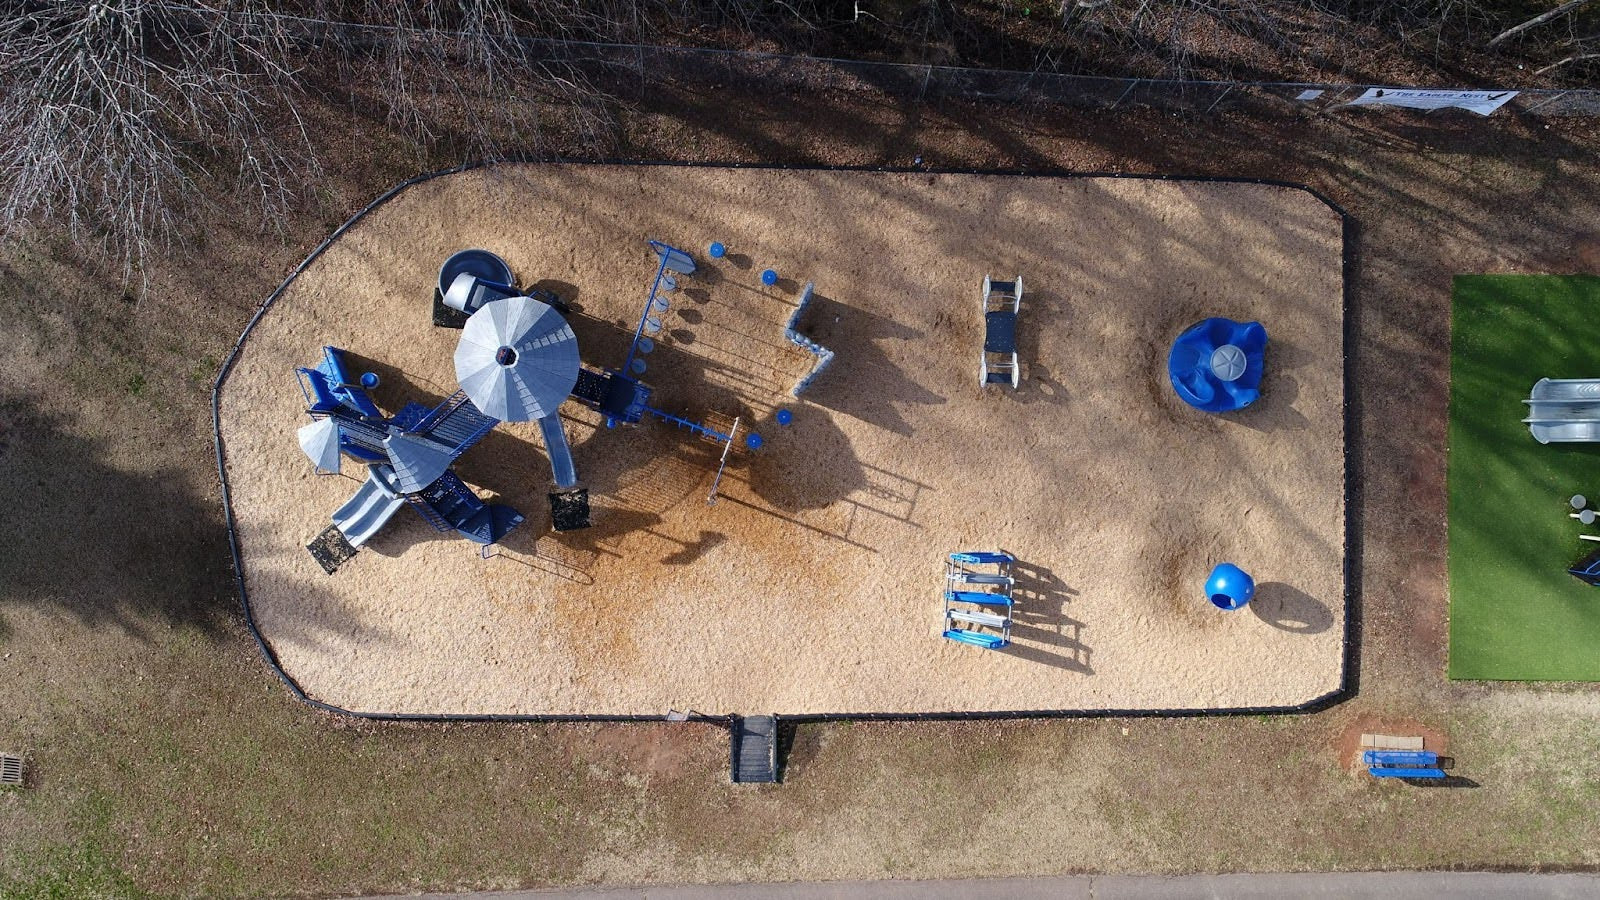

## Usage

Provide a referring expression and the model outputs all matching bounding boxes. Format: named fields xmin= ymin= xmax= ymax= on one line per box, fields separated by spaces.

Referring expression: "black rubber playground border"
xmin=211 ymin=160 xmax=1357 ymax=728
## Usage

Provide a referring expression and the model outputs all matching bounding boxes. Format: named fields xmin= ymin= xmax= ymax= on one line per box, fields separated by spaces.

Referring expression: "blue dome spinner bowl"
xmin=1168 ymin=317 xmax=1268 ymax=413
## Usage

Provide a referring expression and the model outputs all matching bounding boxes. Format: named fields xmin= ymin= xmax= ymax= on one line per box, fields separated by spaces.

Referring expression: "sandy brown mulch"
xmin=217 ymin=164 xmax=1345 ymax=716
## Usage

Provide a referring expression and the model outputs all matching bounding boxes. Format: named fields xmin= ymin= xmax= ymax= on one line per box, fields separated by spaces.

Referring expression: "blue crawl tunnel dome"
xmin=1167 ymin=317 xmax=1268 ymax=413
xmin=1205 ymin=562 xmax=1256 ymax=611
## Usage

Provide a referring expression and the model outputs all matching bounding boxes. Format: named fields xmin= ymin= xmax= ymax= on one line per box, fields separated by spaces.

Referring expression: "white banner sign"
xmin=1345 ymin=87 xmax=1519 ymax=116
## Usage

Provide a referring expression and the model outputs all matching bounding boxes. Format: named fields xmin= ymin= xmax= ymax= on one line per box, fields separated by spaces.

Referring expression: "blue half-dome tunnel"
xmin=1205 ymin=562 xmax=1256 ymax=611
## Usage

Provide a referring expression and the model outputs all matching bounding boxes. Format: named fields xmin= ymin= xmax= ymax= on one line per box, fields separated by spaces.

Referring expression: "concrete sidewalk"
xmin=381 ymin=872 xmax=1600 ymax=899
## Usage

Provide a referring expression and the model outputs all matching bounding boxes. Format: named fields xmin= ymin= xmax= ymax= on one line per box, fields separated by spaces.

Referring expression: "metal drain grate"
xmin=0 ymin=753 xmax=22 ymax=786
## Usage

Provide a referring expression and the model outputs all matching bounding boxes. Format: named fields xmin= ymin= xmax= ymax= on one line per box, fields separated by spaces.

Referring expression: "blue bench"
xmin=1365 ymin=749 xmax=1445 ymax=779
xmin=1368 ymin=767 xmax=1447 ymax=779
xmin=1363 ymin=750 xmax=1438 ymax=767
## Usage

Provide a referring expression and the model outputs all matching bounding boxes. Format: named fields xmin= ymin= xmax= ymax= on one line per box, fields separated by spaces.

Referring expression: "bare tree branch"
xmin=1487 ymin=0 xmax=1599 ymax=48
xmin=0 ymin=0 xmax=311 ymax=289
xmin=1535 ymin=50 xmax=1600 ymax=73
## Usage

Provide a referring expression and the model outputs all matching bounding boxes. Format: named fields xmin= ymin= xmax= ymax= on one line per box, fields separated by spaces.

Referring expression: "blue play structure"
xmin=438 ymin=248 xmax=520 ymax=315
xmin=297 ymin=240 xmax=784 ymax=557
xmin=980 ymin=275 xmax=1022 ymax=388
xmin=295 ymin=346 xmax=523 ymax=548
xmin=1363 ymin=750 xmax=1446 ymax=780
xmin=1205 ymin=562 xmax=1256 ymax=611
xmin=562 ymin=240 xmax=760 ymax=503
xmin=942 ymin=551 xmax=1016 ymax=649
xmin=1167 ymin=317 xmax=1268 ymax=412
xmin=1569 ymin=546 xmax=1600 ymax=586
xmin=296 ymin=346 xmax=382 ymax=420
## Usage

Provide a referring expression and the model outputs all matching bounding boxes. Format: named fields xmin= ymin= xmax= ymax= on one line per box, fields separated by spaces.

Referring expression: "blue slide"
xmin=538 ymin=413 xmax=578 ymax=489
xmin=331 ymin=466 xmax=406 ymax=547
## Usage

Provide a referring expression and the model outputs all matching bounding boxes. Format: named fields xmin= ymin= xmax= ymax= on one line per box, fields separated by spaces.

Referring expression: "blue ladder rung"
xmin=942 ymin=629 xmax=1008 ymax=649
xmin=945 ymin=590 xmax=1012 ymax=606
xmin=950 ymin=551 xmax=1014 ymax=565
xmin=949 ymin=572 xmax=1013 ymax=586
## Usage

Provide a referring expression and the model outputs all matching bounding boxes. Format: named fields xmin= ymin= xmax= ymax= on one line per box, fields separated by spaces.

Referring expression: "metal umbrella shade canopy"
xmin=454 ymin=295 xmax=581 ymax=422
xmin=296 ymin=417 xmax=343 ymax=473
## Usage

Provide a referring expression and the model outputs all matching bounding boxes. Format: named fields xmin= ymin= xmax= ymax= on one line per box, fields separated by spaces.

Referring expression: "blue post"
xmin=776 ymin=409 xmax=793 ymax=426
xmin=761 ymin=268 xmax=778 ymax=286
xmin=709 ymin=241 xmax=727 ymax=259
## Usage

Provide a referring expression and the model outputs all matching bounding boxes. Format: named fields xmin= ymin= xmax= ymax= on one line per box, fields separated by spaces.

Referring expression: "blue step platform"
xmin=945 ymin=590 xmax=1013 ymax=607
xmin=942 ymin=629 xmax=1009 ymax=649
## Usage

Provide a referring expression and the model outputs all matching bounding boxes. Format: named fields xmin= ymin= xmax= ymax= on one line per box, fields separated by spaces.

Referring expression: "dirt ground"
xmin=217 ymin=166 xmax=1345 ymax=716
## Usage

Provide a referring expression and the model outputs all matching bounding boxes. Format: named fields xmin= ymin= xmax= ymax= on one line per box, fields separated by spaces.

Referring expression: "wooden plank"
xmin=1360 ymin=733 xmax=1425 ymax=750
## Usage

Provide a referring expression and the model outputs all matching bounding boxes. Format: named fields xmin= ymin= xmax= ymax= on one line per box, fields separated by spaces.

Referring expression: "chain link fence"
xmin=540 ymin=39 xmax=1600 ymax=119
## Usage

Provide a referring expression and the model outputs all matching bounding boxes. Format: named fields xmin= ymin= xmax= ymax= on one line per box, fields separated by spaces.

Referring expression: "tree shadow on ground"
xmin=0 ymin=396 xmax=236 ymax=642
xmin=791 ymin=291 xmax=947 ymax=437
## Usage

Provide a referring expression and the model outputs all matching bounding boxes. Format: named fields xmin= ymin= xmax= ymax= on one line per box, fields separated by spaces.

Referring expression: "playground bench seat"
xmin=1368 ymin=767 xmax=1447 ymax=779
xmin=1361 ymin=750 xmax=1438 ymax=767
xmin=1364 ymin=748 xmax=1445 ymax=780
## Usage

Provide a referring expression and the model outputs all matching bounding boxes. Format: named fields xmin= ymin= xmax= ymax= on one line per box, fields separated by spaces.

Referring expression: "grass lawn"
xmin=1449 ymin=274 xmax=1600 ymax=680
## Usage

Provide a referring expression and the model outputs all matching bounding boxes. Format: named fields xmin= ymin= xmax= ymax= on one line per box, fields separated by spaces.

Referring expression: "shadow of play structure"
xmin=297 ymin=242 xmax=774 ymax=573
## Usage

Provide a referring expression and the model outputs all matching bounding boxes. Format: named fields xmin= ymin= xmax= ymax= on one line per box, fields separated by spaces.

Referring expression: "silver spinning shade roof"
xmin=453 ymin=295 xmax=580 ymax=422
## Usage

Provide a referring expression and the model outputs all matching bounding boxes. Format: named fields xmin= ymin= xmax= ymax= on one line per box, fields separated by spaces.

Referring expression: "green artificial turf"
xmin=1449 ymin=274 xmax=1600 ymax=680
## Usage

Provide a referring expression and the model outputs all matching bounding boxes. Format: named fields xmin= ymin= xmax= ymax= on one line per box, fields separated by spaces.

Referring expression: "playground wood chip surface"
xmin=218 ymin=164 xmax=1346 ymax=716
